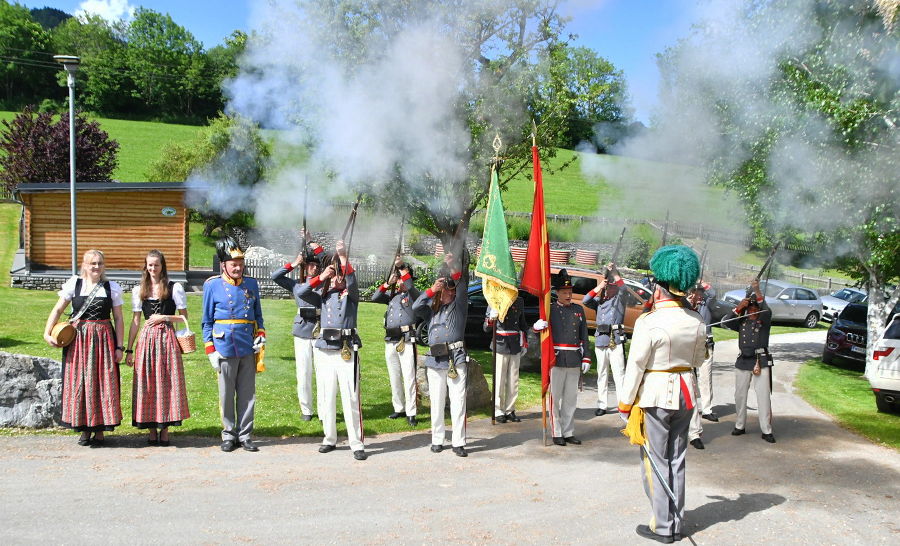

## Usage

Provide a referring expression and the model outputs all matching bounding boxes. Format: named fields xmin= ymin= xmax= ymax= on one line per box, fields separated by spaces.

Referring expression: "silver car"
xmin=820 ymin=287 xmax=867 ymax=323
xmin=723 ymin=279 xmax=823 ymax=328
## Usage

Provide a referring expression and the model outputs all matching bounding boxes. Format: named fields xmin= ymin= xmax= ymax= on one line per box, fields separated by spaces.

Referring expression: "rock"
xmin=0 ymin=351 xmax=62 ymax=428
xmin=415 ymin=353 xmax=492 ymax=410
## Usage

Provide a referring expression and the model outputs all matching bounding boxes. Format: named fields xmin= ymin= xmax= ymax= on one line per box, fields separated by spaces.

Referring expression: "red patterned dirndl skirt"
xmin=132 ymin=322 xmax=190 ymax=428
xmin=61 ymin=319 xmax=122 ymax=431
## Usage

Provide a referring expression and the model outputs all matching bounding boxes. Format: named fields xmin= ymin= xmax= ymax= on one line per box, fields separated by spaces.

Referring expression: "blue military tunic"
xmin=202 ymin=274 xmax=265 ymax=358
xmin=371 ymin=272 xmax=420 ymax=341
xmin=412 ymin=271 xmax=467 ymax=370
xmin=582 ymin=280 xmax=626 ymax=347
xmin=549 ymin=302 xmax=589 ymax=368
xmin=272 ymin=264 xmax=321 ymax=339
xmin=296 ymin=264 xmax=361 ymax=351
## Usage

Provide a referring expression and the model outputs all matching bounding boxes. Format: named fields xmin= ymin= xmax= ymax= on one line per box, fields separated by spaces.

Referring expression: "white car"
xmin=870 ymin=314 xmax=900 ymax=414
xmin=821 ymin=287 xmax=867 ymax=323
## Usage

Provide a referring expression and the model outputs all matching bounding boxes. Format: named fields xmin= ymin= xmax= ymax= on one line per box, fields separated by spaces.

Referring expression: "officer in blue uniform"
xmin=203 ymin=236 xmax=266 ymax=453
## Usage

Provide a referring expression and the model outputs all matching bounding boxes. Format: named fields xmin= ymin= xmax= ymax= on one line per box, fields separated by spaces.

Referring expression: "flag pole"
xmin=532 ymin=120 xmax=550 ymax=446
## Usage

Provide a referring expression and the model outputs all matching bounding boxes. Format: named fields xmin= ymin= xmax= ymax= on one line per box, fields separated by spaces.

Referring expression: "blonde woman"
xmin=43 ymin=250 xmax=125 ymax=447
xmin=125 ymin=250 xmax=191 ymax=446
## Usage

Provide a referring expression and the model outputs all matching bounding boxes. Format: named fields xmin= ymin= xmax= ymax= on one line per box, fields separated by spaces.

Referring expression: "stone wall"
xmin=0 ymin=352 xmax=62 ymax=428
xmin=11 ymin=273 xmax=141 ymax=293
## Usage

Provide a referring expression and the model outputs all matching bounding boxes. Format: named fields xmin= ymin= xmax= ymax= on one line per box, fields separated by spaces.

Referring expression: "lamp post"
xmin=53 ymin=55 xmax=80 ymax=275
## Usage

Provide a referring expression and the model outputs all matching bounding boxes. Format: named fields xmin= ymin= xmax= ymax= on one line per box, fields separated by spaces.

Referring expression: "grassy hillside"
xmin=1 ymin=111 xmax=203 ymax=182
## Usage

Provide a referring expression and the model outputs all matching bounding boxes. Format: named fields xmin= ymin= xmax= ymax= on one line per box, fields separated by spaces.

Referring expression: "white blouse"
xmin=58 ymin=276 xmax=125 ymax=307
xmin=131 ymin=282 xmax=187 ymax=312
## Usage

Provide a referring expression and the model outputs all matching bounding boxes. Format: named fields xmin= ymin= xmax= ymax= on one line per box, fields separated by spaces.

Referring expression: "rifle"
xmin=332 ymin=194 xmax=362 ymax=277
xmin=605 ymin=226 xmax=627 ymax=279
xmin=661 ymin=210 xmax=670 ymax=247
xmin=387 ymin=216 xmax=406 ymax=298
xmin=298 ymin=177 xmax=309 ymax=281
xmin=746 ymin=241 xmax=782 ymax=299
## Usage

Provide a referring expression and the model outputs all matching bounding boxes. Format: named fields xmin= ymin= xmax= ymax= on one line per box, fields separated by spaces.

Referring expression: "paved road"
xmin=1 ymin=331 xmax=898 ymax=544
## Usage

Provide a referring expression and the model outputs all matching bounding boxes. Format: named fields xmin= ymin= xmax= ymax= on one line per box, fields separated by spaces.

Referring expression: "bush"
xmin=624 ymin=237 xmax=652 ymax=269
xmin=0 ymin=106 xmax=119 ymax=192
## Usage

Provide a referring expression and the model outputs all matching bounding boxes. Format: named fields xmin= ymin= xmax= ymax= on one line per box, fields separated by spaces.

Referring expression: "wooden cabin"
xmin=16 ymin=182 xmax=189 ymax=272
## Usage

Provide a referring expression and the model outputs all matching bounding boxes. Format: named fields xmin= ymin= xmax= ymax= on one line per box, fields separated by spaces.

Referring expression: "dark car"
xmin=822 ymin=303 xmax=868 ymax=367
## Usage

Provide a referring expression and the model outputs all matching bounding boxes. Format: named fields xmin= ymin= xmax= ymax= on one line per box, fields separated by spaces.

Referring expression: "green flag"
xmin=475 ymin=165 xmax=518 ymax=321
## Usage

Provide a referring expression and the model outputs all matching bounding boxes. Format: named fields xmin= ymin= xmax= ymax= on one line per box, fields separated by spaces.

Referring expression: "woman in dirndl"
xmin=124 ymin=250 xmax=190 ymax=446
xmin=43 ymin=249 xmax=125 ymax=447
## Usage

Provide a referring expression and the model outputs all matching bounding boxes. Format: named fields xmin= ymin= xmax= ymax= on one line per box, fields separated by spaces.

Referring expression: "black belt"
xmin=385 ymin=325 xmax=412 ymax=338
xmin=298 ymin=308 xmax=320 ymax=320
xmin=430 ymin=340 xmax=464 ymax=357
xmin=321 ymin=328 xmax=356 ymax=342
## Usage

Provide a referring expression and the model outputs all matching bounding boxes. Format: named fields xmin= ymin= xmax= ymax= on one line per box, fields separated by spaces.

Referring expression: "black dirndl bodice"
xmin=141 ymin=281 xmax=177 ymax=319
xmin=72 ymin=279 xmax=113 ymax=320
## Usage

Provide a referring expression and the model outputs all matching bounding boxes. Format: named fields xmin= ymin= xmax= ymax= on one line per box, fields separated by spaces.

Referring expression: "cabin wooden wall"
xmin=23 ymin=191 xmax=188 ymax=270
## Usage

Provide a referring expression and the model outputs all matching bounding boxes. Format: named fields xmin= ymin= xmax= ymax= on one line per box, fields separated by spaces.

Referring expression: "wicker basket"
xmin=175 ymin=317 xmax=196 ymax=353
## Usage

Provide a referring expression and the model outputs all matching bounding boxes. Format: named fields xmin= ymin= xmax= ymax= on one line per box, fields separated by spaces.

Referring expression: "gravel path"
xmin=1 ymin=330 xmax=898 ymax=544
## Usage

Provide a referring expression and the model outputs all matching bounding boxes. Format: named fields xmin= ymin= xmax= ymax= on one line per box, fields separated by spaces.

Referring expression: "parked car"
xmin=722 ymin=279 xmax=823 ymax=328
xmin=821 ymin=287 xmax=867 ymax=323
xmin=870 ymin=313 xmax=900 ymax=414
xmin=549 ymin=265 xmax=653 ymax=334
xmin=822 ymin=303 xmax=867 ymax=367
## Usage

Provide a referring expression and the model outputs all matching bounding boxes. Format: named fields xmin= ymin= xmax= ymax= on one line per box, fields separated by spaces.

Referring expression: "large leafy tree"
xmin=50 ymin=14 xmax=134 ymax=114
xmin=227 ymin=0 xmax=621 ymax=253
xmin=125 ymin=8 xmax=206 ymax=118
xmin=656 ymin=0 xmax=899 ymax=375
xmin=0 ymin=106 xmax=119 ymax=191
xmin=0 ymin=1 xmax=54 ymax=105
xmin=147 ymin=113 xmax=270 ymax=237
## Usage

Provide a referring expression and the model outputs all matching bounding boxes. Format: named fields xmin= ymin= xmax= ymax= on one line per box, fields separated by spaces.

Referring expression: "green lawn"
xmin=712 ymin=322 xmax=828 ymax=342
xmin=796 ymin=359 xmax=900 ymax=449
xmin=1 ymin=110 xmax=203 ymax=182
xmin=0 ymin=203 xmax=545 ymax=438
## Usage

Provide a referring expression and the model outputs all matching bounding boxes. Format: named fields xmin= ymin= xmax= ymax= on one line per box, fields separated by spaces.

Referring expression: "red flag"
xmin=521 ymin=145 xmax=554 ymax=395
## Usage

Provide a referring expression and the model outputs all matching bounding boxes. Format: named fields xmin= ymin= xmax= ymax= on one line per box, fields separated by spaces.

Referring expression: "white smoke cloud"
xmin=588 ymin=0 xmax=900 ymax=253
xmin=216 ymin=0 xmax=479 ymax=236
xmin=76 ymin=0 xmax=135 ymax=23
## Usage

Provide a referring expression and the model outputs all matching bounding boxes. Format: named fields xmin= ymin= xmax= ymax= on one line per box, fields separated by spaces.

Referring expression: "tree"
xmin=124 ymin=8 xmax=205 ymax=118
xmin=146 ymin=112 xmax=270 ymax=236
xmin=0 ymin=106 xmax=119 ymax=191
xmin=227 ymin=0 xmax=618 ymax=255
xmin=0 ymin=1 xmax=54 ymax=106
xmin=544 ymin=45 xmax=629 ymax=149
xmin=654 ymin=0 xmax=899 ymax=376
xmin=50 ymin=14 xmax=135 ymax=115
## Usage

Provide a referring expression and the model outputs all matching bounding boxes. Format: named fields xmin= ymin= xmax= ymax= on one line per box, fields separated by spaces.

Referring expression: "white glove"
xmin=581 ymin=361 xmax=591 ymax=374
xmin=208 ymin=351 xmax=222 ymax=371
xmin=533 ymin=319 xmax=548 ymax=331
xmin=488 ymin=308 xmax=499 ymax=319
xmin=252 ymin=335 xmax=266 ymax=353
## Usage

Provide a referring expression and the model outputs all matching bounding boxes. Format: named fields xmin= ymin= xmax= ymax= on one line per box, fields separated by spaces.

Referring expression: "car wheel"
xmin=875 ymin=393 xmax=891 ymax=413
xmin=804 ymin=312 xmax=820 ymax=329
xmin=415 ymin=321 xmax=429 ymax=347
xmin=821 ymin=349 xmax=834 ymax=365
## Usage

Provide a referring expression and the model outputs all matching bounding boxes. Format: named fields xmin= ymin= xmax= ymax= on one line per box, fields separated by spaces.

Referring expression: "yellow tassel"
xmin=256 ymin=345 xmax=266 ymax=373
xmin=621 ymin=403 xmax=646 ymax=446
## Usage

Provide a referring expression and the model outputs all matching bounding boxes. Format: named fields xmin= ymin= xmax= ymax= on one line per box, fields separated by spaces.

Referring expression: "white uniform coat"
xmin=619 ymin=300 xmax=707 ymax=411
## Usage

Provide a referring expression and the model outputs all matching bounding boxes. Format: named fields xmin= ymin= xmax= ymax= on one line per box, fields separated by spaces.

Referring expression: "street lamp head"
xmin=53 ymin=55 xmax=80 ymax=74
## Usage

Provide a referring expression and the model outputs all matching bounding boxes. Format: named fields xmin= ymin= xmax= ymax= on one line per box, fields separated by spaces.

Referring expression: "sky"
xmin=18 ymin=0 xmax=699 ymax=123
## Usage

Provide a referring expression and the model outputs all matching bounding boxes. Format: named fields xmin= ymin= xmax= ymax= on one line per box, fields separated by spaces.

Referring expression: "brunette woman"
xmin=43 ymin=250 xmax=125 ymax=446
xmin=125 ymin=250 xmax=191 ymax=446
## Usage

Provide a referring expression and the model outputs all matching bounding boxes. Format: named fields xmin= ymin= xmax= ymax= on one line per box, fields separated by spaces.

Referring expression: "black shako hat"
xmin=553 ymin=268 xmax=574 ymax=290
xmin=215 ymin=236 xmax=245 ymax=263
